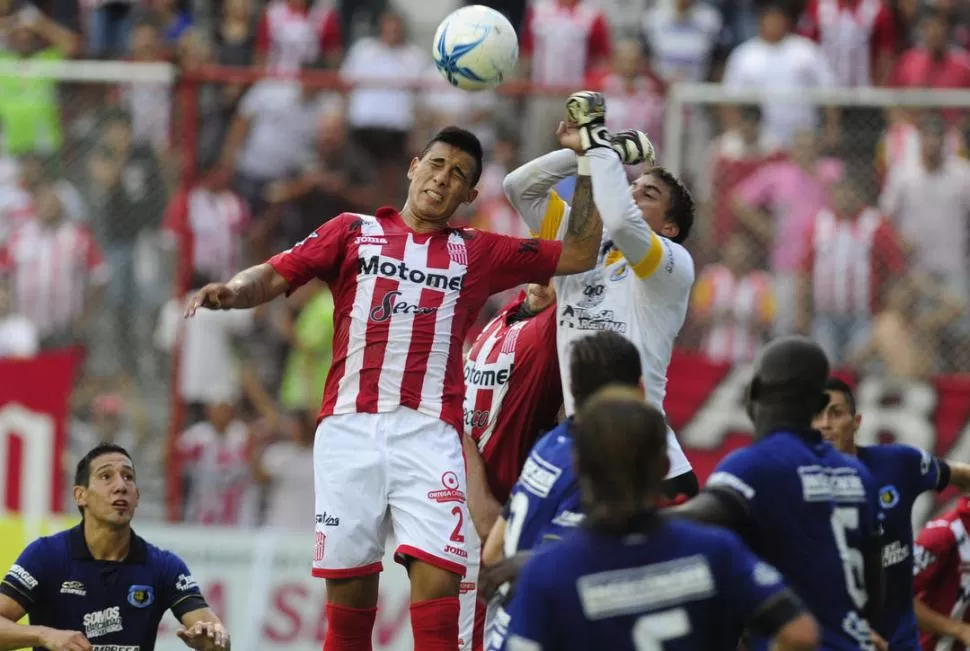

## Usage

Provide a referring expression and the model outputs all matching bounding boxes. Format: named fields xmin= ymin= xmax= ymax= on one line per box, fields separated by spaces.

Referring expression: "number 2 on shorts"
xmin=451 ymin=506 xmax=465 ymax=543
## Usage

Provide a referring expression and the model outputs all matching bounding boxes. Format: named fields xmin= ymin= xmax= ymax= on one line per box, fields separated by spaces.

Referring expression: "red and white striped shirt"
xmin=164 ymin=185 xmax=250 ymax=284
xmin=463 ymin=292 xmax=562 ymax=503
xmin=802 ymin=207 xmax=905 ymax=316
xmin=267 ymin=209 xmax=562 ymax=433
xmin=799 ymin=0 xmax=895 ymax=87
xmin=0 ymin=220 xmax=108 ymax=338
xmin=693 ymin=264 xmax=775 ymax=364
xmin=914 ymin=498 xmax=970 ymax=651
xmin=255 ymin=0 xmax=342 ymax=74
xmin=177 ymin=419 xmax=255 ymax=526
xmin=521 ymin=0 xmax=611 ymax=86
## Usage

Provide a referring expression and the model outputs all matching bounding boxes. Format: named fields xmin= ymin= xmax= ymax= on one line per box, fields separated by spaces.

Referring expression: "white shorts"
xmin=310 ymin=408 xmax=469 ymax=579
xmin=458 ymin=527 xmax=494 ymax=651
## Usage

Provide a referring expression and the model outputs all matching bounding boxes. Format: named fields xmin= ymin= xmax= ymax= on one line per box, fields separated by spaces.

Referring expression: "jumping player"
xmin=185 ymin=124 xmax=602 ymax=650
xmin=503 ymin=91 xmax=699 ymax=499
xmin=480 ymin=331 xmax=645 ymax=651
xmin=460 ymin=282 xmax=561 ymax=651
xmin=670 ymin=336 xmax=885 ymax=651
xmin=814 ymin=377 xmax=970 ymax=650
xmin=504 ymin=386 xmax=820 ymax=651
xmin=912 ymin=499 xmax=970 ymax=650
xmin=0 ymin=444 xmax=227 ymax=651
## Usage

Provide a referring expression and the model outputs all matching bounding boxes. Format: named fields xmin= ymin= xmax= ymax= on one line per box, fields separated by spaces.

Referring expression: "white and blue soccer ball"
xmin=432 ymin=5 xmax=519 ymax=91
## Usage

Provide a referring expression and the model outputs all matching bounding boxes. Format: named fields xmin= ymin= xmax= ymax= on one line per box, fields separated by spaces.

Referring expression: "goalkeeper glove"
xmin=565 ymin=91 xmax=612 ymax=154
xmin=611 ymin=129 xmax=657 ymax=167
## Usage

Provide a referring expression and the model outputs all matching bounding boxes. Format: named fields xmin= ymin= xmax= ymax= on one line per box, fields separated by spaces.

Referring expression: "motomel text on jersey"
xmin=357 ymin=255 xmax=465 ymax=291
xmin=464 ymin=363 xmax=514 ymax=387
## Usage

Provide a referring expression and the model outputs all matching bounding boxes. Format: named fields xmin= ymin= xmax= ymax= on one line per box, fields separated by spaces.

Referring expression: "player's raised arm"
xmin=185 ymin=213 xmax=355 ymax=317
xmin=502 ymin=147 xmax=577 ymax=240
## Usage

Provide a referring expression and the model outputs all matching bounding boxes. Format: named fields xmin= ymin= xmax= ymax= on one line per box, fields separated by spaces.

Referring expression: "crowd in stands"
xmin=2 ymin=0 xmax=970 ymax=524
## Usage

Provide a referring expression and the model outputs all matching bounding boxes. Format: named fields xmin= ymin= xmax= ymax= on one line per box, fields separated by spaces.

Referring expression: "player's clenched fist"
xmin=564 ymin=91 xmax=611 ymax=153
xmin=177 ymin=620 xmax=230 ymax=651
xmin=184 ymin=283 xmax=238 ymax=317
xmin=38 ymin=627 xmax=92 ymax=651
xmin=611 ymin=129 xmax=657 ymax=167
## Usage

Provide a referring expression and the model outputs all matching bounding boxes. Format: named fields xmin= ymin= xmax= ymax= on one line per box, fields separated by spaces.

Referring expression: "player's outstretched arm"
xmin=915 ymin=597 xmax=970 ymax=646
xmin=463 ymin=435 xmax=502 ymax=538
xmin=184 ymin=264 xmax=289 ymax=317
xmin=0 ymin=595 xmax=90 ymax=651
xmin=502 ymin=148 xmax=578 ymax=239
xmin=944 ymin=461 xmax=970 ymax=492
xmin=177 ymin=608 xmax=230 ymax=651
xmin=554 ymin=161 xmax=602 ymax=276
xmin=667 ymin=490 xmax=750 ymax=532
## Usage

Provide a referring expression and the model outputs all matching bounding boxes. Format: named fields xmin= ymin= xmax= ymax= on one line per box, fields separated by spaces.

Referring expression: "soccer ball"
xmin=432 ymin=5 xmax=519 ymax=91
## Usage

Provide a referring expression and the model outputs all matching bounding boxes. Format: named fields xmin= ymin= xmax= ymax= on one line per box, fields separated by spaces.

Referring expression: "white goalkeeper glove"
xmin=565 ymin=91 xmax=612 ymax=154
xmin=610 ymin=129 xmax=657 ymax=167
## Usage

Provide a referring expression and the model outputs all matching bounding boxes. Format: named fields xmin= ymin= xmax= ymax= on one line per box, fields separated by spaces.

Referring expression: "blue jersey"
xmin=503 ymin=419 xmax=583 ymax=557
xmin=856 ymin=444 xmax=947 ymax=650
xmin=0 ymin=526 xmax=207 ymax=651
xmin=504 ymin=517 xmax=796 ymax=651
xmin=706 ymin=429 xmax=881 ymax=651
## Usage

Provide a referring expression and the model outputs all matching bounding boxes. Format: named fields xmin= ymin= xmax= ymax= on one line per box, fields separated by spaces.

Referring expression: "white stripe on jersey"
xmin=333 ymin=218 xmax=384 ymax=414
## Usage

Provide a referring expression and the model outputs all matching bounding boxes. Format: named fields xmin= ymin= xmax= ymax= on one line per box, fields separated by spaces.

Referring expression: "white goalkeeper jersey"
xmin=504 ymin=148 xmax=694 ymax=478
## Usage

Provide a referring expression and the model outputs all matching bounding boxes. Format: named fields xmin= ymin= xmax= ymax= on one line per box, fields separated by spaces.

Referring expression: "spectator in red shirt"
xmin=892 ymin=7 xmax=970 ymax=93
xmin=254 ymin=0 xmax=342 ymax=73
xmin=798 ymin=0 xmax=896 ymax=86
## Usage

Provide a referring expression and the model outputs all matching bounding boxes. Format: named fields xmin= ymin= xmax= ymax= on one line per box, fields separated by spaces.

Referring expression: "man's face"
xmin=629 ymin=172 xmax=677 ymax=240
xmin=922 ymin=16 xmax=948 ymax=53
xmin=131 ymin=25 xmax=160 ymax=60
xmin=75 ymin=453 xmax=140 ymax=527
xmin=525 ymin=283 xmax=555 ymax=313
xmin=812 ymin=390 xmax=860 ymax=452
xmin=34 ymin=185 xmax=62 ymax=224
xmin=406 ymin=142 xmax=478 ymax=226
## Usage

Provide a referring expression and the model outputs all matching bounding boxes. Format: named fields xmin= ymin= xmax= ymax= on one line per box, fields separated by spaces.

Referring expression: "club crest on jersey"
xmin=428 ymin=471 xmax=465 ymax=503
xmin=447 ymin=232 xmax=468 ymax=266
xmin=879 ymin=485 xmax=900 ymax=509
xmin=127 ymin=585 xmax=155 ymax=608
xmin=609 ymin=264 xmax=629 ymax=281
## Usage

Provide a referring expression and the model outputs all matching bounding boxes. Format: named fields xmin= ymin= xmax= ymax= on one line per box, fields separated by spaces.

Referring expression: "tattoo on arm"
xmin=226 ymin=264 xmax=284 ymax=309
xmin=566 ymin=175 xmax=598 ymax=239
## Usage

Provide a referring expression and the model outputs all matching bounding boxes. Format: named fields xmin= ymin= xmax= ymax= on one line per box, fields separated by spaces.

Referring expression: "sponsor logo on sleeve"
xmin=6 ymin=564 xmax=37 ymax=590
xmin=175 ymin=574 xmax=199 ymax=592
xmin=753 ymin=562 xmax=782 ymax=586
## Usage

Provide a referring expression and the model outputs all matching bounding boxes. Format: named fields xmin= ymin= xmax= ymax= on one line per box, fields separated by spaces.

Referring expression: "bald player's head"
xmin=747 ymin=336 xmax=831 ymax=434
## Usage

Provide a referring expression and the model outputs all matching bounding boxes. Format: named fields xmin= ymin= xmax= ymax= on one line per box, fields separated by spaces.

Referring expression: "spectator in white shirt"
xmin=881 ymin=111 xmax=970 ymax=300
xmin=642 ymin=0 xmax=723 ymax=84
xmin=251 ymin=409 xmax=315 ymax=531
xmin=340 ymin=10 xmax=425 ymax=170
xmin=722 ymin=2 xmax=838 ymax=147
xmin=0 ymin=278 xmax=37 ymax=358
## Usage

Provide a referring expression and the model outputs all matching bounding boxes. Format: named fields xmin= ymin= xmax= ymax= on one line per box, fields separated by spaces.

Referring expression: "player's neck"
xmin=399 ymin=202 xmax=447 ymax=234
xmin=83 ymin=518 xmax=133 ymax=562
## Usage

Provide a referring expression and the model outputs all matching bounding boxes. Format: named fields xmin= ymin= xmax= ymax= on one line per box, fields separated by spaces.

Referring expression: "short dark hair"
xmin=574 ymin=386 xmax=668 ymax=533
xmin=649 ymin=167 xmax=695 ymax=244
xmin=823 ymin=377 xmax=856 ymax=415
xmin=74 ymin=443 xmax=134 ymax=515
xmin=569 ymin=332 xmax=642 ymax=411
xmin=419 ymin=126 xmax=484 ymax=187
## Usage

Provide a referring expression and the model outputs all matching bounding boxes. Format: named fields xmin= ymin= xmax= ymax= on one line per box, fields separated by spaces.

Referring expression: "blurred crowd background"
xmin=2 ymin=0 xmax=969 ymax=523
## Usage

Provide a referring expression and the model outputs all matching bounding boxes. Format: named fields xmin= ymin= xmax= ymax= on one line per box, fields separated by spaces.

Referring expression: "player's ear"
xmin=73 ymin=484 xmax=87 ymax=510
xmin=406 ymin=157 xmax=420 ymax=181
xmin=463 ymin=186 xmax=479 ymax=205
xmin=853 ymin=413 xmax=862 ymax=430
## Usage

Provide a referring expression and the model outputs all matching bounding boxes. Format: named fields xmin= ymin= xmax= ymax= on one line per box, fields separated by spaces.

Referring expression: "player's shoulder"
xmin=663 ymin=516 xmax=748 ymax=551
xmin=137 ymin=534 xmax=193 ymax=577
xmin=650 ymin=237 xmax=695 ymax=286
xmin=516 ymin=421 xmax=575 ymax=498
xmin=20 ymin=529 xmax=70 ymax=559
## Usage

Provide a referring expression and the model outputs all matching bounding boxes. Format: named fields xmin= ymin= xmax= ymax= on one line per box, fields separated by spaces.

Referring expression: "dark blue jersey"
xmin=0 ymin=525 xmax=207 ymax=651
xmin=504 ymin=517 xmax=799 ymax=651
xmin=503 ymin=418 xmax=582 ymax=557
xmin=706 ymin=429 xmax=881 ymax=651
xmin=856 ymin=444 xmax=947 ymax=650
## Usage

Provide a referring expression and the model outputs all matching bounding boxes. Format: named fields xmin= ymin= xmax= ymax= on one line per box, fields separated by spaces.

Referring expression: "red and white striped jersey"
xmin=267 ymin=209 xmax=562 ymax=434
xmin=163 ymin=186 xmax=250 ymax=284
xmin=463 ymin=292 xmax=562 ymax=504
xmin=692 ymin=264 xmax=774 ymax=364
xmin=521 ymin=0 xmax=611 ymax=86
xmin=255 ymin=0 xmax=342 ymax=74
xmin=0 ymin=220 xmax=108 ymax=338
xmin=914 ymin=498 xmax=970 ymax=651
xmin=799 ymin=0 xmax=895 ymax=87
xmin=0 ymin=185 xmax=33 ymax=243
xmin=177 ymin=420 xmax=256 ymax=526
xmin=802 ymin=207 xmax=905 ymax=316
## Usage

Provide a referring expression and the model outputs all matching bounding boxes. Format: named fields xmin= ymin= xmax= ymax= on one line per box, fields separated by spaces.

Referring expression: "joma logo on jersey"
xmin=464 ymin=363 xmax=514 ymax=387
xmin=83 ymin=607 xmax=123 ymax=639
xmin=357 ymin=255 xmax=465 ymax=291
